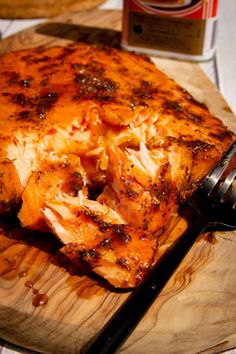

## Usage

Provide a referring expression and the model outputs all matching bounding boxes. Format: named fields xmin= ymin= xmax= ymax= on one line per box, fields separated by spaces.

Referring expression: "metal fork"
xmin=83 ymin=140 xmax=236 ymax=354
xmin=190 ymin=139 xmax=236 ymax=232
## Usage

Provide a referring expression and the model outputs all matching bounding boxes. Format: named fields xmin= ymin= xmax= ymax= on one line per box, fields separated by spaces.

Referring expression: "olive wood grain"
xmin=0 ymin=9 xmax=235 ymax=354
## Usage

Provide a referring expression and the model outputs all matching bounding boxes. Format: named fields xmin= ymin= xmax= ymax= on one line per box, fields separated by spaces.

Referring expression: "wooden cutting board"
xmin=0 ymin=9 xmax=236 ymax=354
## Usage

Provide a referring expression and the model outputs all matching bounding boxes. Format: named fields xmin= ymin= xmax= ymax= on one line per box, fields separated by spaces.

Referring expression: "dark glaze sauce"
xmin=25 ymin=279 xmax=34 ymax=288
xmin=10 ymin=92 xmax=59 ymax=120
xmin=18 ymin=270 xmax=28 ymax=277
xmin=167 ymin=136 xmax=214 ymax=157
xmin=32 ymin=293 xmax=49 ymax=307
xmin=205 ymin=232 xmax=218 ymax=244
xmin=72 ymin=61 xmax=118 ymax=102
xmin=4 ymin=71 xmax=32 ymax=88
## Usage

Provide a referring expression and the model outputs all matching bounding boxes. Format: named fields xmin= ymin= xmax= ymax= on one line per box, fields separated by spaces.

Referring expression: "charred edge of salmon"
xmin=61 ymin=240 xmax=153 ymax=289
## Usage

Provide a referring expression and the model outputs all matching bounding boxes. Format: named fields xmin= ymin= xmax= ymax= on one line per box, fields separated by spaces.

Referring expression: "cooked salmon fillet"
xmin=0 ymin=43 xmax=234 ymax=287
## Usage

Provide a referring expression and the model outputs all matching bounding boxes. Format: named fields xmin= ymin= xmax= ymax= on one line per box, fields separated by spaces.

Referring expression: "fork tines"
xmin=200 ymin=140 xmax=236 ymax=208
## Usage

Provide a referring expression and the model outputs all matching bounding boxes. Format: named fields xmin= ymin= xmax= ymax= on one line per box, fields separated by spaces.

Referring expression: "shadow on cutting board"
xmin=36 ymin=22 xmax=121 ymax=48
xmin=0 ymin=216 xmax=118 ymax=294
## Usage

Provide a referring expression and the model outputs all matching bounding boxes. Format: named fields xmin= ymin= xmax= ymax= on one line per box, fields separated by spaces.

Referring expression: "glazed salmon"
xmin=0 ymin=43 xmax=234 ymax=287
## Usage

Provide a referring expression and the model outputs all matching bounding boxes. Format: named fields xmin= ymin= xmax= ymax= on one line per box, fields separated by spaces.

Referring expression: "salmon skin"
xmin=0 ymin=43 xmax=234 ymax=288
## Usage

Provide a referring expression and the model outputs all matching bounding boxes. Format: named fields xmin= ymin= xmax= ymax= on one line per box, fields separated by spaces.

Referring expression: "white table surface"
xmin=0 ymin=0 xmax=235 ymax=353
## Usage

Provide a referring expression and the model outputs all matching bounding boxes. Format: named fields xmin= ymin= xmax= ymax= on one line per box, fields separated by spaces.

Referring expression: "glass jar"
xmin=122 ymin=0 xmax=219 ymax=61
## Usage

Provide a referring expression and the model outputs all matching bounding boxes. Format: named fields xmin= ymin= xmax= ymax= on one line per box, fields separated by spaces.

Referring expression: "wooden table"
xmin=0 ymin=1 xmax=235 ymax=353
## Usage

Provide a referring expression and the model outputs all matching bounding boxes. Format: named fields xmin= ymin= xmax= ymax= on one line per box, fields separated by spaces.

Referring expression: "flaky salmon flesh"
xmin=0 ymin=43 xmax=234 ymax=288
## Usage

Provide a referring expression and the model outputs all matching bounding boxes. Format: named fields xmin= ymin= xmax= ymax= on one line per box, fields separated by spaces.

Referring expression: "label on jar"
xmin=122 ymin=0 xmax=219 ymax=60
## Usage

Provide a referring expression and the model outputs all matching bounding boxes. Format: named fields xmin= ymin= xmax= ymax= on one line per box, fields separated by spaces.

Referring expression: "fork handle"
xmin=82 ymin=216 xmax=207 ymax=354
